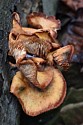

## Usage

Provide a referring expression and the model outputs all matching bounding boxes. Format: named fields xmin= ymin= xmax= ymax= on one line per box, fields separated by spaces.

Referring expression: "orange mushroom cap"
xmin=10 ymin=67 xmax=66 ymax=116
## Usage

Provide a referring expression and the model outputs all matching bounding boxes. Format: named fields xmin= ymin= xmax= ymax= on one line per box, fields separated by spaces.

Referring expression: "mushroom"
xmin=18 ymin=60 xmax=53 ymax=89
xmin=27 ymin=12 xmax=61 ymax=38
xmin=10 ymin=66 xmax=66 ymax=116
xmin=9 ymin=12 xmax=62 ymax=89
xmin=47 ymin=45 xmax=74 ymax=69
xmin=52 ymin=45 xmax=74 ymax=69
xmin=9 ymin=12 xmax=74 ymax=116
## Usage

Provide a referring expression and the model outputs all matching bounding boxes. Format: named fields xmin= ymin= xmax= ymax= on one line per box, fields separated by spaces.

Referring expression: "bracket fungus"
xmin=10 ymin=68 xmax=66 ymax=116
xmin=9 ymin=12 xmax=74 ymax=116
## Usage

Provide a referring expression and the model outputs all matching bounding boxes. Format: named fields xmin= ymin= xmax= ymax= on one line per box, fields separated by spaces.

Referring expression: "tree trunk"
xmin=42 ymin=0 xmax=59 ymax=16
xmin=0 ymin=0 xmax=20 ymax=125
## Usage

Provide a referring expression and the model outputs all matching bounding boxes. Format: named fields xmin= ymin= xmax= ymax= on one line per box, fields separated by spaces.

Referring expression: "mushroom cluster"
xmin=9 ymin=12 xmax=74 ymax=116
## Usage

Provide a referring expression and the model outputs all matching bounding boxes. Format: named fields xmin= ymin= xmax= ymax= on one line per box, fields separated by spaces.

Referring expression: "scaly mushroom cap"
xmin=10 ymin=67 xmax=66 ymax=116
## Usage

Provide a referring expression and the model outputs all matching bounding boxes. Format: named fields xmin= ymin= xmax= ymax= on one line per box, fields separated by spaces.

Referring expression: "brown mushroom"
xmin=53 ymin=45 xmax=74 ymax=69
xmin=8 ymin=12 xmax=59 ymax=89
xmin=9 ymin=12 xmax=60 ymax=64
xmin=27 ymin=12 xmax=61 ymax=30
xmin=47 ymin=45 xmax=74 ymax=69
xmin=18 ymin=61 xmax=53 ymax=89
xmin=10 ymin=67 xmax=66 ymax=116
xmin=27 ymin=12 xmax=61 ymax=38
xmin=8 ymin=12 xmax=74 ymax=116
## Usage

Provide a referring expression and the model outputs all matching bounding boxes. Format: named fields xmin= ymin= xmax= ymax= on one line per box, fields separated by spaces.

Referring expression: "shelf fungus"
xmin=9 ymin=12 xmax=74 ymax=116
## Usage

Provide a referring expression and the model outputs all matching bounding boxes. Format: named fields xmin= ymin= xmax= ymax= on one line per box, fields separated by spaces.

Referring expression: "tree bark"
xmin=42 ymin=0 xmax=59 ymax=16
xmin=0 ymin=0 xmax=20 ymax=125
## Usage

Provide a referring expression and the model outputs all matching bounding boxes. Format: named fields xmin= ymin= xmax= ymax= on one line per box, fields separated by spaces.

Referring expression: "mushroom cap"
xmin=27 ymin=12 xmax=61 ymax=31
xmin=53 ymin=45 xmax=74 ymax=69
xmin=27 ymin=12 xmax=61 ymax=38
xmin=10 ymin=67 xmax=66 ymax=116
xmin=37 ymin=66 xmax=54 ymax=89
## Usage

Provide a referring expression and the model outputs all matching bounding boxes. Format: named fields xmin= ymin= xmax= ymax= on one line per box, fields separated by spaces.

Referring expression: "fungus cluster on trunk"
xmin=9 ymin=12 xmax=74 ymax=116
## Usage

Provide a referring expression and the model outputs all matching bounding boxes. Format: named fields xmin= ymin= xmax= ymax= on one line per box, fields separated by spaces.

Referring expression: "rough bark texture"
xmin=42 ymin=0 xmax=59 ymax=16
xmin=0 ymin=0 xmax=20 ymax=125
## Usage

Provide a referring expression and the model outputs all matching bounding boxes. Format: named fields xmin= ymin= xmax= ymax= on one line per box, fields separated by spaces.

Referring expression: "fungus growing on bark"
xmin=9 ymin=12 xmax=74 ymax=116
xmin=10 ymin=67 xmax=66 ymax=116
xmin=52 ymin=45 xmax=74 ymax=69
xmin=27 ymin=12 xmax=61 ymax=38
